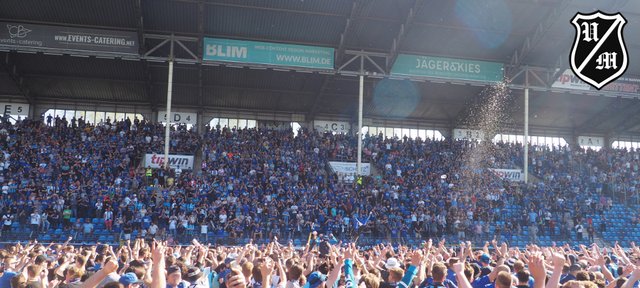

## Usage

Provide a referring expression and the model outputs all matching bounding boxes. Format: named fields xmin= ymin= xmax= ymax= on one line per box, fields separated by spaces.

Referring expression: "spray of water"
xmin=457 ymin=80 xmax=514 ymax=191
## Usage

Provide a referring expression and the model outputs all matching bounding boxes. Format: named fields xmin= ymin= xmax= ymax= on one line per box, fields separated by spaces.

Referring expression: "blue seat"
xmin=92 ymin=218 xmax=100 ymax=224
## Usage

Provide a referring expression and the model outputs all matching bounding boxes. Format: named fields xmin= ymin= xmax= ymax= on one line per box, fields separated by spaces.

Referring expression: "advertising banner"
xmin=145 ymin=154 xmax=194 ymax=170
xmin=551 ymin=69 xmax=591 ymax=90
xmin=391 ymin=54 xmax=504 ymax=82
xmin=0 ymin=22 xmax=138 ymax=55
xmin=203 ymin=37 xmax=334 ymax=69
xmin=489 ymin=168 xmax=524 ymax=182
xmin=258 ymin=121 xmax=291 ymax=131
xmin=599 ymin=77 xmax=640 ymax=94
xmin=329 ymin=161 xmax=371 ymax=176
xmin=552 ymin=69 xmax=640 ymax=94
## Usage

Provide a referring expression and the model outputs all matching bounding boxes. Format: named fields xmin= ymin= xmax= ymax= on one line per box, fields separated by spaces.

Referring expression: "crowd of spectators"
xmin=3 ymin=237 xmax=640 ymax=288
xmin=1 ymin=116 xmax=639 ymax=247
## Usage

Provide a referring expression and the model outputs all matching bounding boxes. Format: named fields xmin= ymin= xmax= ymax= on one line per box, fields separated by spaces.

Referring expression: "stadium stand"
xmin=0 ymin=117 xmax=635 ymax=250
xmin=2 ymin=0 xmax=640 ymax=287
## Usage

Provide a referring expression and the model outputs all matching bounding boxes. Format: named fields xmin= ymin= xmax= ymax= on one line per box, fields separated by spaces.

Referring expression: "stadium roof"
xmin=1 ymin=0 xmax=640 ymax=137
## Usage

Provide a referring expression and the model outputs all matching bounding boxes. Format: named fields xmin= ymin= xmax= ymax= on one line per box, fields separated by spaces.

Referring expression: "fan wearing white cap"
xmin=380 ymin=258 xmax=403 ymax=288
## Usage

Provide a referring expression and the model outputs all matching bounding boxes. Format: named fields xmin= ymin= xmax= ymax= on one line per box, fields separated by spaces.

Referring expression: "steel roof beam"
xmin=134 ymin=0 xmax=156 ymax=111
xmin=605 ymin=98 xmax=640 ymax=134
xmin=1 ymin=53 xmax=35 ymax=105
xmin=180 ymin=0 xmax=346 ymax=18
xmin=506 ymin=0 xmax=571 ymax=79
xmin=575 ymin=97 xmax=625 ymax=133
xmin=387 ymin=0 xmax=425 ymax=73
xmin=308 ymin=0 xmax=366 ymax=120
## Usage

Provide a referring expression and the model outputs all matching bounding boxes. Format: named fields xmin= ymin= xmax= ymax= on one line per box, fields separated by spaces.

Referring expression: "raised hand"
xmin=552 ymin=253 xmax=566 ymax=268
xmin=260 ymin=258 xmax=275 ymax=277
xmin=526 ymin=252 xmax=546 ymax=284
xmin=227 ymin=273 xmax=247 ymax=288
xmin=152 ymin=240 xmax=166 ymax=263
xmin=104 ymin=257 xmax=119 ymax=274
xmin=451 ymin=262 xmax=465 ymax=274
xmin=411 ymin=250 xmax=423 ymax=267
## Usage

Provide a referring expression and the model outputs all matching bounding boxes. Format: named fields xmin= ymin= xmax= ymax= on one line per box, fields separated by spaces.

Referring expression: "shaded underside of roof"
xmin=1 ymin=0 xmax=640 ymax=136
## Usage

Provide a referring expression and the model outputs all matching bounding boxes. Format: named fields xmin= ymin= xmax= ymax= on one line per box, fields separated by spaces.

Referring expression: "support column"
xmin=163 ymin=36 xmax=175 ymax=170
xmin=524 ymin=71 xmax=529 ymax=184
xmin=356 ymin=55 xmax=364 ymax=177
xmin=197 ymin=111 xmax=205 ymax=135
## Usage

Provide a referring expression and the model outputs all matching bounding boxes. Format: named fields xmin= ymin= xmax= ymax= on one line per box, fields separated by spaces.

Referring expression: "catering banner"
xmin=0 ymin=22 xmax=138 ymax=55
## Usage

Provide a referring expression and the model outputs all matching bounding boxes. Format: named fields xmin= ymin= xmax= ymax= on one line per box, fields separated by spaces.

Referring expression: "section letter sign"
xmin=314 ymin=120 xmax=350 ymax=134
xmin=578 ymin=136 xmax=604 ymax=147
xmin=0 ymin=22 xmax=138 ymax=55
xmin=203 ymin=37 xmax=334 ymax=69
xmin=391 ymin=54 xmax=504 ymax=82
xmin=453 ymin=129 xmax=484 ymax=141
xmin=145 ymin=154 xmax=194 ymax=170
xmin=0 ymin=102 xmax=29 ymax=118
xmin=158 ymin=111 xmax=197 ymax=125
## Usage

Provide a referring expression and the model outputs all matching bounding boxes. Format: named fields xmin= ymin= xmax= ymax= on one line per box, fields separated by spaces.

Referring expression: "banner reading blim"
xmin=203 ymin=37 xmax=334 ymax=70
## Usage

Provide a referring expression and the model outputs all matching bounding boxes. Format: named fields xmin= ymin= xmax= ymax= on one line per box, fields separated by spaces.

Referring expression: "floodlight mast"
xmin=163 ymin=34 xmax=175 ymax=170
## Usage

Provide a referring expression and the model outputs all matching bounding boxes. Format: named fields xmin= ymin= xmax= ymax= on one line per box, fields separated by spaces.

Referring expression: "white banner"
xmin=258 ymin=121 xmax=290 ymax=131
xmin=489 ymin=168 xmax=524 ymax=182
xmin=144 ymin=153 xmax=194 ymax=170
xmin=551 ymin=69 xmax=591 ymax=90
xmin=0 ymin=102 xmax=29 ymax=118
xmin=453 ymin=128 xmax=484 ymax=141
xmin=158 ymin=111 xmax=197 ymax=125
xmin=314 ymin=120 xmax=350 ymax=134
xmin=329 ymin=161 xmax=371 ymax=176
xmin=578 ymin=136 xmax=604 ymax=147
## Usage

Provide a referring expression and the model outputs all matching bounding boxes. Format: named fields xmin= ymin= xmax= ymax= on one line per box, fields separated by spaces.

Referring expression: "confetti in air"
xmin=457 ymin=79 xmax=515 ymax=194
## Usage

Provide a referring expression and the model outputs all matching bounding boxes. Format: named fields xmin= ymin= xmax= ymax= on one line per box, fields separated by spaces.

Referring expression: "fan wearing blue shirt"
xmin=0 ymin=255 xmax=18 ymax=288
